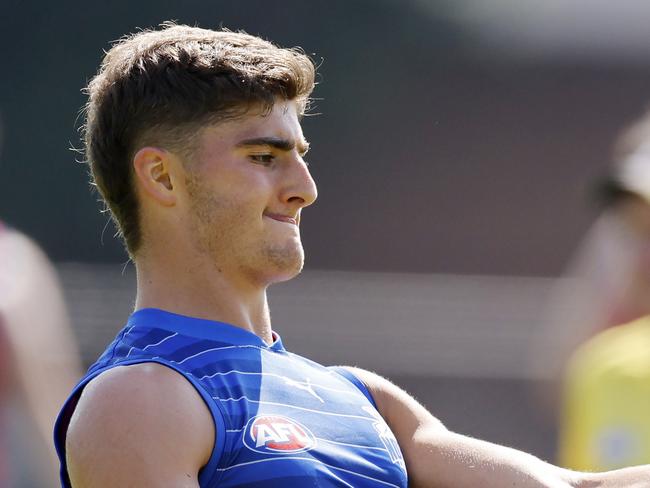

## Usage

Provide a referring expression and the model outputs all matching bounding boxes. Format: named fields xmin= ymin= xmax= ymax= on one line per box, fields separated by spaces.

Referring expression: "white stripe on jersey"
xmin=121 ymin=325 xmax=136 ymax=340
xmin=223 ymin=428 xmax=389 ymax=454
xmin=215 ymin=395 xmax=377 ymax=421
xmin=173 ymin=344 xmax=264 ymax=364
xmin=125 ymin=332 xmax=178 ymax=358
xmin=153 ymin=345 xmax=342 ymax=385
xmin=315 ymin=437 xmax=389 ymax=452
xmin=216 ymin=456 xmax=402 ymax=488
xmin=192 ymin=369 xmax=362 ymax=397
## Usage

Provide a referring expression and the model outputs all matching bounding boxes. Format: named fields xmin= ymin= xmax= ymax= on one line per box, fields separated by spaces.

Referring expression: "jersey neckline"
xmin=128 ymin=308 xmax=285 ymax=352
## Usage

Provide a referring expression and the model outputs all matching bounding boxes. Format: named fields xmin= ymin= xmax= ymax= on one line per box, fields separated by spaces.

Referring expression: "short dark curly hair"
xmin=82 ymin=23 xmax=316 ymax=255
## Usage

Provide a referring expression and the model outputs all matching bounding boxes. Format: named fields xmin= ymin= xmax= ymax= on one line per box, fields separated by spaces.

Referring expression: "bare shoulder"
xmin=345 ymin=366 xmax=442 ymax=425
xmin=66 ymin=362 xmax=214 ymax=487
xmin=342 ymin=367 xmax=404 ymax=400
xmin=341 ymin=366 xmax=447 ymax=433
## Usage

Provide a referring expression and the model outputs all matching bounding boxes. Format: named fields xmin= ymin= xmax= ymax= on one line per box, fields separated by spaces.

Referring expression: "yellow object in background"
xmin=559 ymin=317 xmax=650 ymax=471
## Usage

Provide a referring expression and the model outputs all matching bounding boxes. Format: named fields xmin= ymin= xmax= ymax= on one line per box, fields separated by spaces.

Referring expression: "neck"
xmin=133 ymin=252 xmax=274 ymax=345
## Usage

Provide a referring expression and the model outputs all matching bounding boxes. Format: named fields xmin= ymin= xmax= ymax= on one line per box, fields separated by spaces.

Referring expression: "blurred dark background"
xmin=3 ymin=0 xmax=650 ymax=472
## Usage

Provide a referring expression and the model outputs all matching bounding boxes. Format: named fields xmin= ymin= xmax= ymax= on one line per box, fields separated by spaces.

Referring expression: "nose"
xmin=281 ymin=157 xmax=318 ymax=209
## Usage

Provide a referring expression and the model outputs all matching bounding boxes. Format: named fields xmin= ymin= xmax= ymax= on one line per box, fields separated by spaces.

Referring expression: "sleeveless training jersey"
xmin=54 ymin=308 xmax=408 ymax=487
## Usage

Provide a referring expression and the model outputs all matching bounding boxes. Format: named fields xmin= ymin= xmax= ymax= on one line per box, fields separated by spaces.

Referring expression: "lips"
xmin=264 ymin=213 xmax=298 ymax=225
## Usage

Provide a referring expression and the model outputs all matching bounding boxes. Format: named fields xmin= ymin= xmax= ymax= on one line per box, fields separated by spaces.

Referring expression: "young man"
xmin=54 ymin=24 xmax=650 ymax=487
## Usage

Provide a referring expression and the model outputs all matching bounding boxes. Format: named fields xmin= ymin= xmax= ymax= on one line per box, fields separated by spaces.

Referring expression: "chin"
xmin=264 ymin=245 xmax=305 ymax=283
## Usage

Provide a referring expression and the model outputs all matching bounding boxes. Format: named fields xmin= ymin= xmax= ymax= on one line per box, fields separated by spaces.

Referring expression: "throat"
xmin=134 ymin=262 xmax=274 ymax=344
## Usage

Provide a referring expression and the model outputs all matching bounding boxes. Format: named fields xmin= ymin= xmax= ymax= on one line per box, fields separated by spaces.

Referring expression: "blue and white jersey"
xmin=54 ymin=308 xmax=408 ymax=487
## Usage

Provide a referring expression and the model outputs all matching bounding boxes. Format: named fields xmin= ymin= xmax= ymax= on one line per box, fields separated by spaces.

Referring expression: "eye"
xmin=249 ymin=153 xmax=275 ymax=165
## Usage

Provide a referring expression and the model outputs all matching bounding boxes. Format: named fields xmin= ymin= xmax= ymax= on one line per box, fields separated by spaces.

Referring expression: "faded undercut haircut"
xmin=82 ymin=23 xmax=316 ymax=256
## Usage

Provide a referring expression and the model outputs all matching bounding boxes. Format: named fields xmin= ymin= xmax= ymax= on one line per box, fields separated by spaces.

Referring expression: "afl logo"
xmin=243 ymin=415 xmax=316 ymax=454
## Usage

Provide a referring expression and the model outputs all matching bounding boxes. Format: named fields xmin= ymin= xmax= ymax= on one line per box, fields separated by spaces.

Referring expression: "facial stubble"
xmin=185 ymin=172 xmax=305 ymax=284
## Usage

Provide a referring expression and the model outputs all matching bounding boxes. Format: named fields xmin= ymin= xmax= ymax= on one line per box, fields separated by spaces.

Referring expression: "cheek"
xmin=186 ymin=166 xmax=274 ymax=222
xmin=229 ymin=172 xmax=275 ymax=210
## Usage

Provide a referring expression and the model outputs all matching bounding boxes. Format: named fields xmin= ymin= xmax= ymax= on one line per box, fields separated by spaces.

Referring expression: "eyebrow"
xmin=235 ymin=137 xmax=310 ymax=154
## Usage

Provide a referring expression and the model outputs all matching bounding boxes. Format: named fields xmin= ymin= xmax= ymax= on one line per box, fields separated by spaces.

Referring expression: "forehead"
xmin=198 ymin=100 xmax=305 ymax=150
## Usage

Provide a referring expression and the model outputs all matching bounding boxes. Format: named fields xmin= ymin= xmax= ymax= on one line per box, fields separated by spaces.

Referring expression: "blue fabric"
xmin=54 ymin=309 xmax=408 ymax=487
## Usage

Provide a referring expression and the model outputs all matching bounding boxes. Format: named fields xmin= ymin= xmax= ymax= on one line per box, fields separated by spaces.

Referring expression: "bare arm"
xmin=66 ymin=363 xmax=215 ymax=487
xmin=0 ymin=229 xmax=83 ymax=478
xmin=346 ymin=367 xmax=650 ymax=488
xmin=585 ymin=466 xmax=650 ymax=487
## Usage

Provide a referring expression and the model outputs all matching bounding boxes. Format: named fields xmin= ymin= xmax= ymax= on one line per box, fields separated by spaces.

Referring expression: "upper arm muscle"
xmin=345 ymin=368 xmax=581 ymax=488
xmin=343 ymin=366 xmax=446 ymax=436
xmin=65 ymin=363 xmax=214 ymax=487
xmin=342 ymin=367 xmax=448 ymax=484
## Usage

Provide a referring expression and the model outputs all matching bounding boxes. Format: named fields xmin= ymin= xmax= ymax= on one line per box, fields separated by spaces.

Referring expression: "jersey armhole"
xmin=54 ymin=358 xmax=227 ymax=487
xmin=328 ymin=366 xmax=378 ymax=409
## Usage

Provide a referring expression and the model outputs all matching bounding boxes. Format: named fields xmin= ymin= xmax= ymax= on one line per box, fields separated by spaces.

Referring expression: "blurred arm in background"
xmin=0 ymin=225 xmax=83 ymax=483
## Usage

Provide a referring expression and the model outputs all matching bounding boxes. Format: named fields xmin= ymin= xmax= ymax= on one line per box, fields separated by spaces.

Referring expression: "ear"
xmin=132 ymin=147 xmax=177 ymax=207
